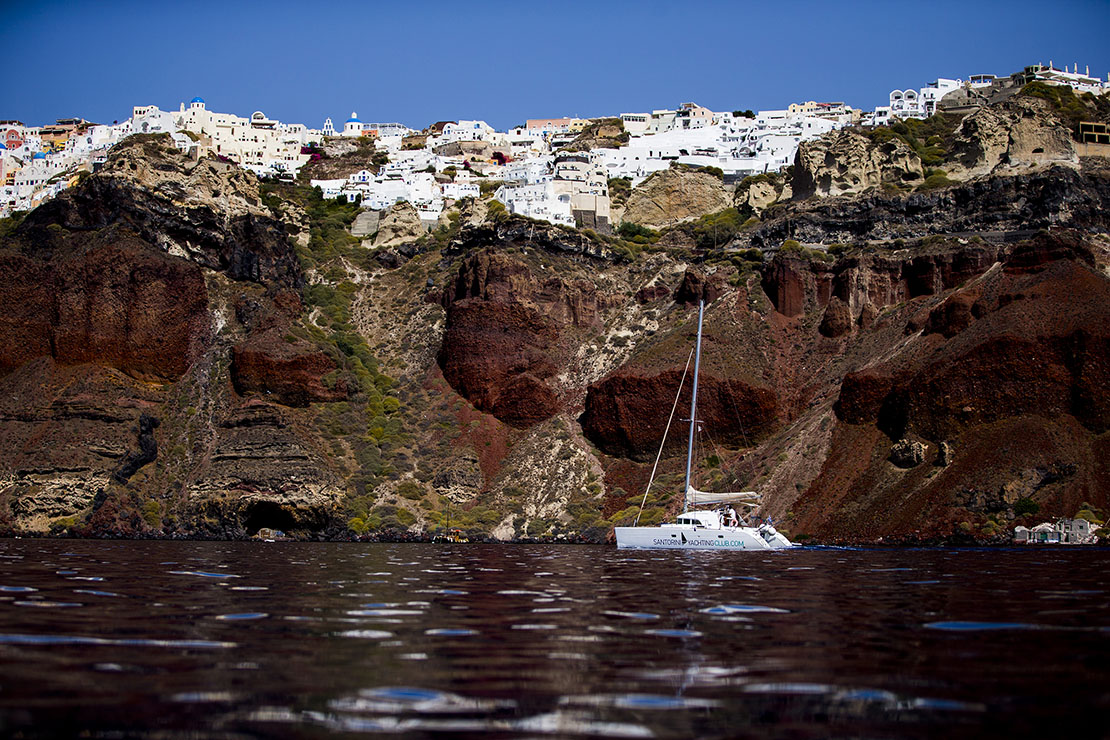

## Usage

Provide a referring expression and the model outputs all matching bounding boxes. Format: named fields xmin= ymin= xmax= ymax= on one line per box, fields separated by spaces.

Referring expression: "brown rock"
xmin=761 ymin=257 xmax=810 ymax=317
xmin=582 ymin=369 xmax=778 ymax=460
xmin=231 ymin=329 xmax=348 ymax=406
xmin=792 ymin=129 xmax=923 ymax=199
xmin=0 ymin=239 xmax=209 ymax=380
xmin=674 ymin=268 xmax=726 ymax=306
xmin=373 ymin=201 xmax=425 ymax=248
xmin=819 ymin=296 xmax=853 ymax=337
xmin=890 ymin=438 xmax=927 ymax=468
xmin=636 ymin=282 xmax=671 ymax=304
xmin=439 ymin=300 xmax=561 ymax=427
xmin=947 ymin=96 xmax=1078 ymax=179
xmin=622 ymin=168 xmax=732 ymax=230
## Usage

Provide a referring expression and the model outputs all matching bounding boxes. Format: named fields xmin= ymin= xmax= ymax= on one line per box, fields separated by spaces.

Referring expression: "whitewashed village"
xmin=3 ymin=62 xmax=1108 ymax=224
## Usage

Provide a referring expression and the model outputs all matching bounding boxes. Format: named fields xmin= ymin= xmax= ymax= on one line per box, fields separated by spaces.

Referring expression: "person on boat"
xmin=727 ymin=507 xmax=739 ymax=528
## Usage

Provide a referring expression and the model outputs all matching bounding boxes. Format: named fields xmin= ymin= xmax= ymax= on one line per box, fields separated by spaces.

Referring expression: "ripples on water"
xmin=0 ymin=542 xmax=1106 ymax=738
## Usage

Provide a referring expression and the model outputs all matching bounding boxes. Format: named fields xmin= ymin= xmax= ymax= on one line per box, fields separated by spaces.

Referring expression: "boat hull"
xmin=615 ymin=524 xmax=792 ymax=550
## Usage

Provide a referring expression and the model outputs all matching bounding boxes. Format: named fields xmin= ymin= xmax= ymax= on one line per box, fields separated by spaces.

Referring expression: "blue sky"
xmin=4 ymin=0 xmax=1109 ymax=130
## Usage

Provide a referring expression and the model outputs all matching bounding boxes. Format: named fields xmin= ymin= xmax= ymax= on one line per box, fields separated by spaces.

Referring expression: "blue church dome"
xmin=0 ymin=142 xmax=6 ymax=150
xmin=32 ymin=152 xmax=46 ymax=159
xmin=346 ymin=112 xmax=361 ymax=123
xmin=190 ymin=96 xmax=205 ymax=104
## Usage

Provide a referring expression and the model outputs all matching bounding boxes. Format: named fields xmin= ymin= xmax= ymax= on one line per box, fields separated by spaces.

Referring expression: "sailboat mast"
xmin=683 ymin=300 xmax=705 ymax=513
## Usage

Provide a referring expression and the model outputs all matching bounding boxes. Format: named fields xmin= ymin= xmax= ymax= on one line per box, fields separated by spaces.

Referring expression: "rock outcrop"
xmin=373 ymin=201 xmax=424 ymax=248
xmin=21 ymin=136 xmax=302 ymax=291
xmin=559 ymin=118 xmax=628 ymax=152
xmin=742 ymin=166 xmax=1110 ymax=248
xmin=436 ymin=249 xmax=611 ymax=427
xmin=946 ymin=96 xmax=1079 ymax=179
xmin=792 ymin=129 xmax=923 ymax=199
xmin=0 ymin=236 xmax=210 ymax=379
xmin=582 ymin=370 xmax=779 ymax=460
xmin=231 ymin=329 xmax=348 ymax=406
xmin=621 ymin=168 xmax=732 ymax=229
xmin=793 ymin=233 xmax=1110 ymax=541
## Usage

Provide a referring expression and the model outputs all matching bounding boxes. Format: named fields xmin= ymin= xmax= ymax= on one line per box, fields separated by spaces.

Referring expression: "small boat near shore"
xmin=614 ymin=301 xmax=793 ymax=551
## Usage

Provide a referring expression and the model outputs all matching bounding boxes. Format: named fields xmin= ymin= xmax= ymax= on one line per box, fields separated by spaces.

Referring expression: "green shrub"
xmin=918 ymin=169 xmax=956 ymax=191
xmin=1013 ymin=497 xmax=1040 ymax=516
xmin=694 ymin=207 xmax=745 ymax=249
xmin=142 ymin=501 xmax=161 ymax=527
xmin=608 ymin=177 xmax=632 ymax=203
xmin=1075 ymin=508 xmax=1103 ymax=525
xmin=486 ymin=199 xmax=509 ymax=223
xmin=617 ymin=221 xmax=657 ymax=240
xmin=397 ymin=480 xmax=424 ymax=501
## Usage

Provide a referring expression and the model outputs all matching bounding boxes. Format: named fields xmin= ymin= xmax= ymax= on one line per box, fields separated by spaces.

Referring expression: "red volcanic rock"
xmin=440 ymin=249 xmax=608 ymax=328
xmin=800 ymin=239 xmax=1110 ymax=540
xmin=832 ymin=370 xmax=894 ymax=425
xmin=819 ymin=296 xmax=853 ymax=337
xmin=840 ymin=254 xmax=1110 ymax=440
xmin=0 ymin=240 xmax=209 ymax=380
xmin=231 ymin=329 xmax=347 ymax=407
xmin=437 ymin=249 xmax=614 ymax=427
xmin=636 ymin=283 xmax=671 ymax=304
xmin=673 ymin=268 xmax=726 ymax=306
xmin=582 ymin=369 xmax=778 ymax=460
xmin=761 ymin=257 xmax=809 ymax=317
xmin=923 ymin=281 xmax=989 ymax=338
xmin=439 ymin=300 xmax=560 ymax=427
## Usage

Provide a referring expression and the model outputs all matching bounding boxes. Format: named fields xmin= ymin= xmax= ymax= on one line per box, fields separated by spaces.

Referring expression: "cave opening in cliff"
xmin=243 ymin=501 xmax=298 ymax=534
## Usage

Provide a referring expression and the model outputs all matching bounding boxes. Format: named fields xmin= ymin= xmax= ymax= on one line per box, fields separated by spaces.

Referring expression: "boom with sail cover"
xmin=686 ymin=487 xmax=761 ymax=507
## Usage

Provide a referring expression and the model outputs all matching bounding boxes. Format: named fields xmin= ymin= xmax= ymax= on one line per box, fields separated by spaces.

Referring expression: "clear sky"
xmin=4 ymin=0 xmax=1109 ymax=130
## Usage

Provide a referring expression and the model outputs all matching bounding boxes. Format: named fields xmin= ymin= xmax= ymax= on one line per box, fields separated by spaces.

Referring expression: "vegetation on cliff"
xmin=1 ymin=96 xmax=1109 ymax=545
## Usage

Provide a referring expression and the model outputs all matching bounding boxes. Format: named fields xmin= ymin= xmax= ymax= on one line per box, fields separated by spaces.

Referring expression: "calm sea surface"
xmin=0 ymin=540 xmax=1106 ymax=739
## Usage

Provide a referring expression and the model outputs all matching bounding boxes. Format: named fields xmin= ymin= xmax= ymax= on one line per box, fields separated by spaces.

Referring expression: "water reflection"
xmin=0 ymin=541 xmax=1104 ymax=738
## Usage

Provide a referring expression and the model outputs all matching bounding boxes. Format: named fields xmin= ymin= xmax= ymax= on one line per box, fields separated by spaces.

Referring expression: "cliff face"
xmin=945 ymin=95 xmax=1079 ymax=178
xmin=794 ymin=233 xmax=1110 ymax=542
xmin=0 ymin=136 xmax=345 ymax=536
xmin=745 ymin=165 xmax=1110 ymax=248
xmin=1 ymin=119 xmax=1108 ymax=544
xmin=621 ymin=168 xmax=732 ymax=229
xmin=792 ymin=130 xmax=923 ymax=199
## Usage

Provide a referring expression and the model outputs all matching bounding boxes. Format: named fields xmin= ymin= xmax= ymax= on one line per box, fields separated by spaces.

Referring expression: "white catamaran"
xmin=614 ymin=301 xmax=792 ymax=551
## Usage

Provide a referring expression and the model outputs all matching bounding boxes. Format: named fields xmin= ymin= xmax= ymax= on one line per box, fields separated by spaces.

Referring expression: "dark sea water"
xmin=0 ymin=541 xmax=1106 ymax=739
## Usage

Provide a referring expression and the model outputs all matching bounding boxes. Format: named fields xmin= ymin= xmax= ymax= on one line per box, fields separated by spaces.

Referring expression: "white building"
xmin=599 ymin=109 xmax=838 ymax=185
xmin=174 ymin=98 xmax=317 ymax=176
xmin=1024 ymin=63 xmax=1109 ymax=95
xmin=1015 ymin=518 xmax=1100 ymax=544
xmin=440 ymin=120 xmax=497 ymax=143
xmin=342 ymin=113 xmax=364 ymax=137
xmin=494 ymin=151 xmax=610 ymax=229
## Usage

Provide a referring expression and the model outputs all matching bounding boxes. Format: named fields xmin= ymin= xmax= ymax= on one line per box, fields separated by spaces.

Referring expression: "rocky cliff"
xmin=792 ymin=130 xmax=923 ymax=199
xmin=0 ymin=136 xmax=346 ymax=537
xmin=1 ymin=109 xmax=1107 ymax=544
xmin=621 ymin=167 xmax=733 ymax=229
